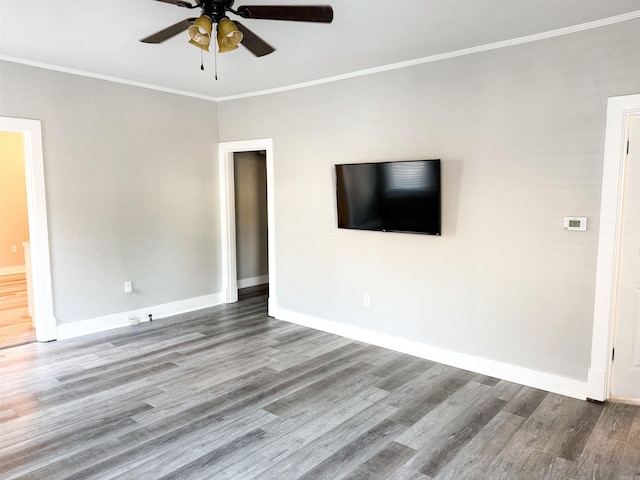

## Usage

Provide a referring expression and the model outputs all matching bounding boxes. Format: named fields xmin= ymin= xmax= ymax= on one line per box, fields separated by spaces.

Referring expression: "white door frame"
xmin=588 ymin=94 xmax=640 ymax=401
xmin=0 ymin=116 xmax=56 ymax=341
xmin=218 ymin=138 xmax=276 ymax=315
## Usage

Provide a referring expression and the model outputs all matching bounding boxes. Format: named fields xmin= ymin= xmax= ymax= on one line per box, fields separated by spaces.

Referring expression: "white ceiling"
xmin=1 ymin=0 xmax=639 ymax=100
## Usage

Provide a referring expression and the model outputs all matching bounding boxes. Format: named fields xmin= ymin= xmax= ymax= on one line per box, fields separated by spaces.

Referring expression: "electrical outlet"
xmin=11 ymin=245 xmax=17 ymax=253
xmin=363 ymin=294 xmax=371 ymax=307
xmin=124 ymin=281 xmax=133 ymax=293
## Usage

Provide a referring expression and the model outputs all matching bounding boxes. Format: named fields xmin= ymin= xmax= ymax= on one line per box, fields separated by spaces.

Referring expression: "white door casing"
xmin=0 ymin=116 xmax=56 ymax=341
xmin=218 ymin=139 xmax=276 ymax=315
xmin=610 ymin=114 xmax=640 ymax=400
xmin=589 ymin=94 xmax=640 ymax=401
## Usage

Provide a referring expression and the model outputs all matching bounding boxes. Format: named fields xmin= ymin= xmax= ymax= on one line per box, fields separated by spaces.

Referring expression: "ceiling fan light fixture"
xmin=218 ymin=43 xmax=240 ymax=53
xmin=188 ymin=15 xmax=213 ymax=51
xmin=217 ymin=18 xmax=243 ymax=53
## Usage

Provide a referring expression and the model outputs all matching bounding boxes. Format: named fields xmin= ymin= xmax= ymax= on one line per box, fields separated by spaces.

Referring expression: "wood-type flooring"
xmin=0 ymin=287 xmax=639 ymax=479
xmin=0 ymin=273 xmax=35 ymax=350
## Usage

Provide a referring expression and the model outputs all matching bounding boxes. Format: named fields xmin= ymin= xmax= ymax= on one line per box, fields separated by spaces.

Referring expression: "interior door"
xmin=611 ymin=114 xmax=640 ymax=399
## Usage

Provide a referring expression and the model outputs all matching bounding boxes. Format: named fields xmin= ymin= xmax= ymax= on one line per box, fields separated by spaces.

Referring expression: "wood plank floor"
xmin=0 ymin=287 xmax=639 ymax=479
xmin=0 ymin=273 xmax=35 ymax=350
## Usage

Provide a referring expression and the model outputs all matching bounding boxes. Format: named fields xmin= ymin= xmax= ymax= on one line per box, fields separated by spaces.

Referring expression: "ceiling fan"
xmin=140 ymin=0 xmax=334 ymax=57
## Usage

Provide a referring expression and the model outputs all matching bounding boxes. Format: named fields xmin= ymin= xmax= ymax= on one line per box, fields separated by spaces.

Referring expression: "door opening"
xmin=0 ymin=117 xmax=56 ymax=342
xmin=233 ymin=151 xmax=269 ymax=297
xmin=218 ymin=139 xmax=276 ymax=315
xmin=0 ymin=131 xmax=35 ymax=348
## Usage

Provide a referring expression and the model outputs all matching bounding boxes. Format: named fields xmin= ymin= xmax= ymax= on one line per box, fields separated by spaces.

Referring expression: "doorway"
xmin=589 ymin=95 xmax=640 ymax=402
xmin=0 ymin=131 xmax=35 ymax=348
xmin=0 ymin=117 xmax=56 ymax=343
xmin=233 ymin=151 xmax=269 ymax=295
xmin=218 ymin=139 xmax=276 ymax=315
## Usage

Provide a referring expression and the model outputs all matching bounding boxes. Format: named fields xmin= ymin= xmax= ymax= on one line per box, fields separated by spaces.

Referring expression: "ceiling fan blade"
xmin=236 ymin=5 xmax=333 ymax=23
xmin=235 ymin=21 xmax=276 ymax=57
xmin=140 ymin=18 xmax=196 ymax=43
xmin=152 ymin=0 xmax=197 ymax=8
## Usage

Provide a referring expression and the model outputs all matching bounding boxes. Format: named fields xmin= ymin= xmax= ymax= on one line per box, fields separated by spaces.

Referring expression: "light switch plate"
xmin=563 ymin=216 xmax=587 ymax=231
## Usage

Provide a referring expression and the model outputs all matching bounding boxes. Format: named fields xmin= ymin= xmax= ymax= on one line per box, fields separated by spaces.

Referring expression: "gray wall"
xmin=0 ymin=61 xmax=220 ymax=324
xmin=218 ymin=20 xmax=640 ymax=381
xmin=234 ymin=151 xmax=268 ymax=283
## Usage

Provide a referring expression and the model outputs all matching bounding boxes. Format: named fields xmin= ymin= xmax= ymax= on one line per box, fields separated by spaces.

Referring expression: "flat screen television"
xmin=335 ymin=159 xmax=441 ymax=235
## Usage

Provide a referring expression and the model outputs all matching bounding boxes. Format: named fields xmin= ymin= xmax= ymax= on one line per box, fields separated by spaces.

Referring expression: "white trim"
xmin=218 ymin=11 xmax=640 ymax=102
xmin=0 ymin=265 xmax=26 ymax=275
xmin=218 ymin=139 xmax=276 ymax=316
xmin=4 ymin=11 xmax=639 ymax=103
xmin=589 ymin=95 xmax=640 ymax=401
xmin=0 ymin=117 xmax=57 ymax=341
xmin=219 ymin=149 xmax=238 ymax=304
xmin=0 ymin=56 xmax=218 ymax=103
xmin=57 ymin=293 xmax=223 ymax=340
xmin=274 ymin=307 xmax=587 ymax=400
xmin=237 ymin=275 xmax=269 ymax=289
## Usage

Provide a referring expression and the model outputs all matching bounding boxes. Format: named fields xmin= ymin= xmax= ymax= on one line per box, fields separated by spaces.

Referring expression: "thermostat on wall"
xmin=563 ymin=216 xmax=587 ymax=231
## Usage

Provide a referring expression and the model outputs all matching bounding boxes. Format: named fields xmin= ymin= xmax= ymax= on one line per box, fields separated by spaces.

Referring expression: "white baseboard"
xmin=57 ymin=292 xmax=224 ymax=340
xmin=0 ymin=265 xmax=26 ymax=275
xmin=237 ymin=275 xmax=269 ymax=289
xmin=273 ymin=307 xmax=588 ymax=400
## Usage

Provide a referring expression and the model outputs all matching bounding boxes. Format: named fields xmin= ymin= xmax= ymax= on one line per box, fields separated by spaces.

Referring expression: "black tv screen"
xmin=335 ymin=159 xmax=441 ymax=235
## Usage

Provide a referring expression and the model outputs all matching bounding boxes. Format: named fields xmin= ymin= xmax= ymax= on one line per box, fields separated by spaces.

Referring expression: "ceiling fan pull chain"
xmin=200 ymin=48 xmax=205 ymax=71
xmin=214 ymin=26 xmax=218 ymax=80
